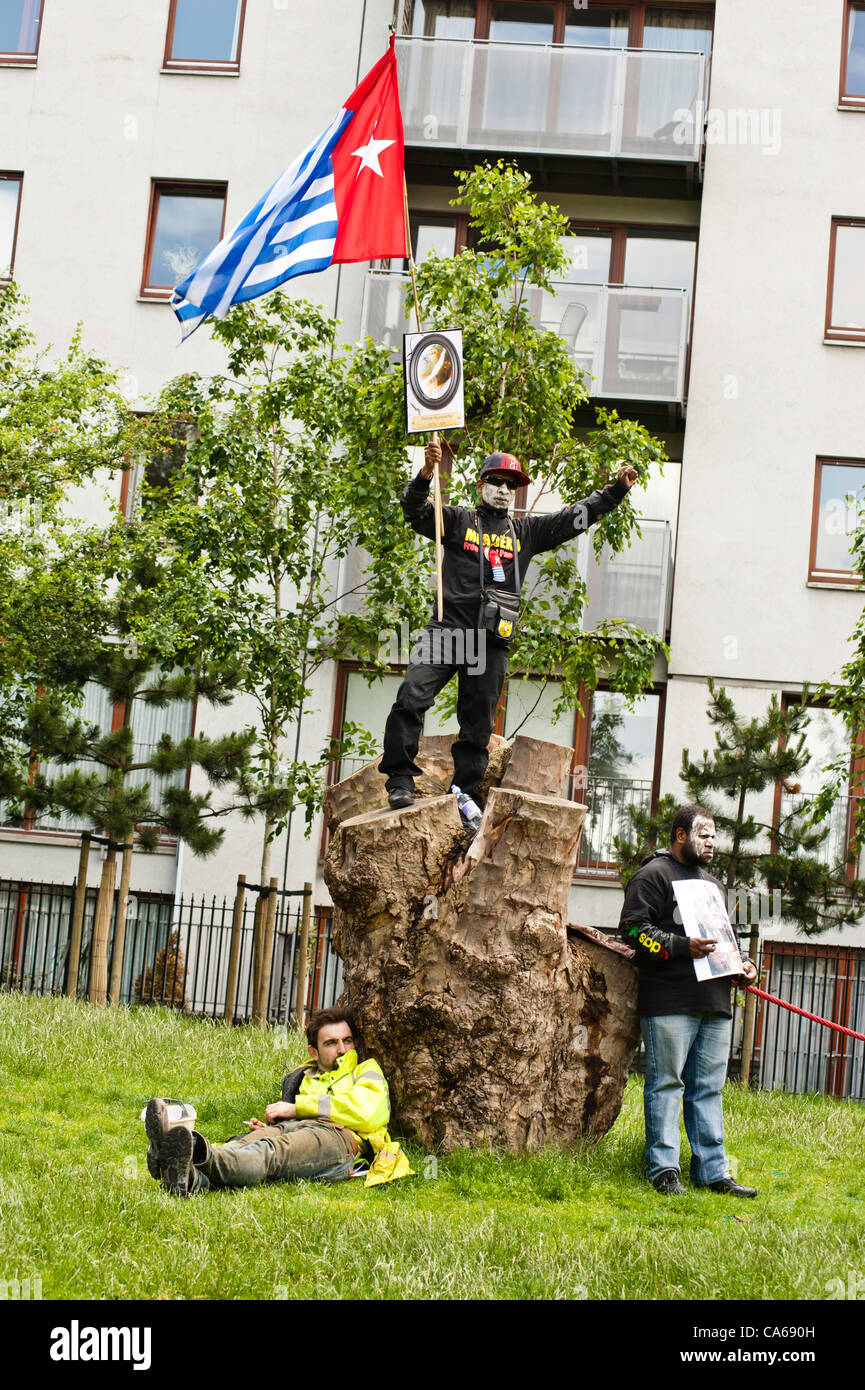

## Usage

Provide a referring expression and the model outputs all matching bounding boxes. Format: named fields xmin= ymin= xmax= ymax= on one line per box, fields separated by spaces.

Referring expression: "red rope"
xmin=746 ymin=984 xmax=865 ymax=1043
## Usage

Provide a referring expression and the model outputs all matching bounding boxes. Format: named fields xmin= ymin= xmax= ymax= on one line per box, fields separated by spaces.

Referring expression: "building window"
xmin=0 ymin=0 xmax=42 ymax=62
xmin=826 ymin=218 xmax=865 ymax=341
xmin=141 ymin=182 xmax=226 ymax=300
xmin=841 ymin=0 xmax=865 ymax=106
xmin=400 ymin=1 xmax=713 ymax=49
xmin=164 ymin=0 xmax=246 ymax=73
xmin=0 ymin=174 xmax=23 ymax=279
xmin=777 ymin=696 xmax=860 ymax=879
xmin=573 ymin=683 xmax=664 ymax=877
xmin=809 ymin=457 xmax=865 ymax=584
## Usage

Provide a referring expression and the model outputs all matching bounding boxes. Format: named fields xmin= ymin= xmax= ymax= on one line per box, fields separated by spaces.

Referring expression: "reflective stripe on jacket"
xmin=293 ymin=1050 xmax=390 ymax=1153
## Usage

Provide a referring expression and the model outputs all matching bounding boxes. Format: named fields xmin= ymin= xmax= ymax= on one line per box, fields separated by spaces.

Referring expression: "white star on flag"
xmin=350 ymin=135 xmax=395 ymax=178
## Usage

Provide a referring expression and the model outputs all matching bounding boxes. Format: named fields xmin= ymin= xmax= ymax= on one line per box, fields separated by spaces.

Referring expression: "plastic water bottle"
xmin=450 ymin=784 xmax=482 ymax=831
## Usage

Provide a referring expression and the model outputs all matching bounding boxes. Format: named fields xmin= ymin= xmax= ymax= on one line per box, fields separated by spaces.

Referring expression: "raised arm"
xmin=523 ymin=464 xmax=637 ymax=556
xmin=401 ymin=441 xmax=452 ymax=541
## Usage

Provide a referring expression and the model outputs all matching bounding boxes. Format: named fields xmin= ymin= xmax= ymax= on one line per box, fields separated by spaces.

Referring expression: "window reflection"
xmin=0 ymin=178 xmax=22 ymax=278
xmin=0 ymin=0 xmax=42 ymax=55
xmin=147 ymin=192 xmax=225 ymax=289
xmin=846 ymin=3 xmax=865 ymax=96
xmin=170 ymin=0 xmax=243 ymax=63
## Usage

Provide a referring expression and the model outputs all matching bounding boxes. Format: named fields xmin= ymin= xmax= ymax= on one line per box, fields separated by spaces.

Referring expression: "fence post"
xmin=107 ymin=838 xmax=134 ymax=1007
xmin=254 ymin=877 xmax=279 ymax=1026
xmin=294 ymin=884 xmax=313 ymax=1027
xmin=88 ymin=844 xmax=117 ymax=1006
xmin=65 ymin=832 xmax=91 ymax=999
xmin=223 ymin=875 xmax=246 ymax=1025
xmin=739 ymin=929 xmax=762 ymax=1087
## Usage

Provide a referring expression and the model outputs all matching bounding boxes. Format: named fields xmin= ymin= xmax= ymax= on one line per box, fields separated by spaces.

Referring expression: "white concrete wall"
xmin=672 ymin=0 xmax=865 ymax=689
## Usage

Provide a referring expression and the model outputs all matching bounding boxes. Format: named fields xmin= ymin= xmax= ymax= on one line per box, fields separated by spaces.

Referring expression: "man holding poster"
xmin=619 ymin=804 xmax=759 ymax=1198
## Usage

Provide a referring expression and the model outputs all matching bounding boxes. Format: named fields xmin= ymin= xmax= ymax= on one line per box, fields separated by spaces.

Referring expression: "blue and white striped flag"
xmin=172 ymin=41 xmax=405 ymax=342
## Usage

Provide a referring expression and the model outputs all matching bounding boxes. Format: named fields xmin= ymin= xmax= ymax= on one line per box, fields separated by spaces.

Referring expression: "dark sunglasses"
xmin=483 ymin=475 xmax=520 ymax=491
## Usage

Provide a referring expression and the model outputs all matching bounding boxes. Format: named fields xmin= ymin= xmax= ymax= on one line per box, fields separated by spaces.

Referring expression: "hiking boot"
xmin=160 ymin=1125 xmax=194 ymax=1197
xmin=653 ymin=1169 xmax=686 ymax=1196
xmin=144 ymin=1097 xmax=170 ymax=1181
xmin=706 ymin=1176 xmax=758 ymax=1198
xmin=388 ymin=783 xmax=415 ymax=810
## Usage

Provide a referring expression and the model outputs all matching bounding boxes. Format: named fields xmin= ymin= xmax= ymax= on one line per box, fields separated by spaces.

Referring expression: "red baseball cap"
xmin=479 ymin=452 xmax=532 ymax=488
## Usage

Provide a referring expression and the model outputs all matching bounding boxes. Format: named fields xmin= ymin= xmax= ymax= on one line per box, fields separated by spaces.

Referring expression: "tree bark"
xmin=324 ymin=735 xmax=639 ymax=1153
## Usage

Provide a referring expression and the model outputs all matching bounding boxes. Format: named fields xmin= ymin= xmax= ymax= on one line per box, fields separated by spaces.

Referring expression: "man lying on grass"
xmin=144 ymin=1008 xmax=391 ymax=1197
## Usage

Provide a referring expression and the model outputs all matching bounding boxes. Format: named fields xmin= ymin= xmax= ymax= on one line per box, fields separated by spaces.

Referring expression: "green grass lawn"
xmin=1 ymin=992 xmax=863 ymax=1301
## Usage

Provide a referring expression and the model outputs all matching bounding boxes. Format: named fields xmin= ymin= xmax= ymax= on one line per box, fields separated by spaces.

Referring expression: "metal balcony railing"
xmin=360 ymin=271 xmax=690 ymax=404
xmin=572 ymin=775 xmax=653 ymax=878
xmin=396 ymin=36 xmax=706 ymax=163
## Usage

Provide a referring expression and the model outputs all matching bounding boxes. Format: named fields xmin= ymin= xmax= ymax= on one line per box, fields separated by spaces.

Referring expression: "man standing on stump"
xmin=619 ymin=804 xmax=759 ymax=1198
xmin=380 ymin=441 xmax=637 ymax=815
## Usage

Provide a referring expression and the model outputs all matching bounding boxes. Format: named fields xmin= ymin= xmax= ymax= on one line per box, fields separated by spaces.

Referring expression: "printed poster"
xmin=672 ymin=879 xmax=745 ymax=982
xmin=403 ymin=328 xmax=465 ymax=434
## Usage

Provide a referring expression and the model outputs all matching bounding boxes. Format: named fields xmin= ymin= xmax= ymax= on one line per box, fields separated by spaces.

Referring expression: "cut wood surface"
xmin=324 ymin=734 xmax=640 ymax=1153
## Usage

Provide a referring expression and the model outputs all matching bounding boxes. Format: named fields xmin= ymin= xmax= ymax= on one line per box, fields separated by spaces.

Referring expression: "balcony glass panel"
xmin=583 ymin=520 xmax=672 ymax=636
xmin=620 ymin=49 xmax=704 ymax=156
xmin=598 ymin=285 xmax=689 ymax=400
xmin=361 ymin=271 xmax=689 ymax=403
xmin=397 ymin=38 xmax=705 ymax=162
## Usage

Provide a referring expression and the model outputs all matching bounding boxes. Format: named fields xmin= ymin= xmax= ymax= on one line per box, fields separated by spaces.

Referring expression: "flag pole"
xmin=404 ymin=174 xmax=444 ymax=623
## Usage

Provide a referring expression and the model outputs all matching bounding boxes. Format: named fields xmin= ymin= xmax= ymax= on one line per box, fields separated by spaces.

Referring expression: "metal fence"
xmin=729 ymin=938 xmax=865 ymax=1101
xmin=630 ymin=935 xmax=865 ymax=1102
xmin=0 ymin=879 xmax=342 ymax=1025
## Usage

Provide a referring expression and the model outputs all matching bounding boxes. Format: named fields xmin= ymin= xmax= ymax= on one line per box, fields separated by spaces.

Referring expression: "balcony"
xmin=573 ymin=775 xmax=653 ymax=878
xmin=582 ymin=519 xmax=673 ymax=638
xmin=780 ymin=792 xmax=862 ymax=876
xmin=360 ymin=270 xmax=690 ymax=405
xmin=396 ymin=36 xmax=706 ymax=166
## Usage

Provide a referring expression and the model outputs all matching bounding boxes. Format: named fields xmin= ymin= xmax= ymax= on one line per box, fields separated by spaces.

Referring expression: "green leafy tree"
xmin=614 ymin=681 xmax=865 ymax=935
xmin=133 ymin=293 xmax=431 ymax=884
xmin=409 ymin=161 xmax=668 ymax=727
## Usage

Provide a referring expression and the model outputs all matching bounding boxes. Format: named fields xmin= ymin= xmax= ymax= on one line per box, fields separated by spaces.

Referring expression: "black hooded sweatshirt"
xmin=618 ymin=849 xmax=734 ymax=1018
xmin=401 ymin=471 xmax=630 ymax=629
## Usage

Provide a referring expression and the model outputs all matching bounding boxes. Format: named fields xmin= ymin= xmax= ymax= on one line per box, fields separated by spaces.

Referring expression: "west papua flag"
xmin=172 ymin=38 xmax=406 ymax=340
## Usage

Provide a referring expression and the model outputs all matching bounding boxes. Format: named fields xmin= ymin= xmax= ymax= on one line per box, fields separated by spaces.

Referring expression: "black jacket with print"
xmin=401 ymin=472 xmax=630 ymax=629
xmin=618 ymin=850 xmax=733 ymax=1018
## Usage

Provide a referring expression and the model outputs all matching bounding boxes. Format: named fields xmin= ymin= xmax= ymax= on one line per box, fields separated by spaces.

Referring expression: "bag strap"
xmin=476 ymin=511 xmax=521 ymax=597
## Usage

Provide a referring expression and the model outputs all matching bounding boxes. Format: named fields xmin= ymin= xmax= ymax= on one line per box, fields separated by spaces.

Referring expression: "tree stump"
xmin=324 ymin=735 xmax=639 ymax=1153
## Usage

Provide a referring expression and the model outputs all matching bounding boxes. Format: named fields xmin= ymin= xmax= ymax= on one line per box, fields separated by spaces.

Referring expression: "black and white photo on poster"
xmin=672 ymin=879 xmax=745 ymax=982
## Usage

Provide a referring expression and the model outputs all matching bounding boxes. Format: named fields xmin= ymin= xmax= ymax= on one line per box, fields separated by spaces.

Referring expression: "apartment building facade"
xmin=2 ymin=0 xmax=865 ymax=1005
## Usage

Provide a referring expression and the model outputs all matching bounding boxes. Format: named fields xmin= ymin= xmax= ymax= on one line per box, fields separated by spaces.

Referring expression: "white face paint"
xmin=480 ymin=480 xmax=512 ymax=510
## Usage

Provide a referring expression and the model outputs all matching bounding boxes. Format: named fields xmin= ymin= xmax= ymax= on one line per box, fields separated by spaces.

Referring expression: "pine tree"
xmin=614 ymin=680 xmax=865 ymax=936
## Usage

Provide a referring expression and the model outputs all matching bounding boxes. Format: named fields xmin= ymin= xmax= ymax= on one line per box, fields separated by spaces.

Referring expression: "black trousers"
xmin=379 ymin=626 xmax=508 ymax=799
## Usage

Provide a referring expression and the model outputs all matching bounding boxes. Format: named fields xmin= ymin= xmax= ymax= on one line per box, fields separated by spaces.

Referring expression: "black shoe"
xmin=388 ymin=785 xmax=414 ymax=810
xmin=159 ymin=1125 xmax=194 ymax=1197
xmin=706 ymin=1176 xmax=758 ymax=1198
xmin=144 ymin=1097 xmax=169 ymax=1181
xmin=653 ymin=1169 xmax=686 ymax=1196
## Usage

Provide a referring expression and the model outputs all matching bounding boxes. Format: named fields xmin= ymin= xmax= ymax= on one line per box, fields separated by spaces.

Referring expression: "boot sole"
xmin=160 ymin=1126 xmax=194 ymax=1197
xmin=144 ymin=1098 xmax=169 ymax=1181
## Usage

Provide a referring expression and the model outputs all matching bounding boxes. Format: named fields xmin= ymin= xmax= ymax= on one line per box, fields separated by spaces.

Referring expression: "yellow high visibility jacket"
xmin=293 ymin=1050 xmax=390 ymax=1154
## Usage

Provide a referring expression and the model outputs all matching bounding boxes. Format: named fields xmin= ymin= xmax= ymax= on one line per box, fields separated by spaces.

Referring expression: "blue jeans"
xmin=640 ymin=1013 xmax=731 ymax=1185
